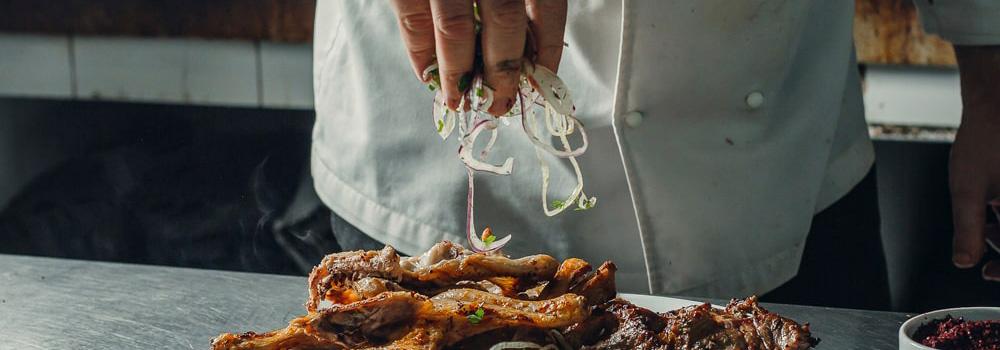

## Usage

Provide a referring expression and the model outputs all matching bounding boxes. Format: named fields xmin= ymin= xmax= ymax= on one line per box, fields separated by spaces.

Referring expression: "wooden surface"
xmin=0 ymin=0 xmax=315 ymax=42
xmin=0 ymin=254 xmax=912 ymax=349
xmin=0 ymin=0 xmax=957 ymax=65
xmin=855 ymin=0 xmax=956 ymax=66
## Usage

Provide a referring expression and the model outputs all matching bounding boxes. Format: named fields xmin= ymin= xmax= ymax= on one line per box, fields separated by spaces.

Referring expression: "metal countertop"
xmin=0 ymin=254 xmax=911 ymax=349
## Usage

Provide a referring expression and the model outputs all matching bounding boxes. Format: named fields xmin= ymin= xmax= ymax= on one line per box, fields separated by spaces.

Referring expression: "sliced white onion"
xmin=520 ymin=94 xmax=589 ymax=158
xmin=481 ymin=124 xmax=499 ymax=160
xmin=465 ymin=169 xmax=512 ymax=253
xmin=544 ymin=105 xmax=575 ymax=137
xmin=459 ymin=119 xmax=514 ymax=175
xmin=433 ymin=91 xmax=457 ymax=140
xmin=534 ymin=147 xmax=584 ymax=217
xmin=438 ymin=61 xmax=595 ymax=252
xmin=474 ymin=78 xmax=495 ymax=112
xmin=523 ymin=63 xmax=574 ymax=116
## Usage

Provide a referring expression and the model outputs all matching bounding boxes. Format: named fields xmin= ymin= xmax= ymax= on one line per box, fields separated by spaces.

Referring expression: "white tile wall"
xmin=0 ymin=34 xmax=72 ymax=98
xmin=73 ymin=37 xmax=259 ymax=107
xmin=863 ymin=65 xmax=963 ymax=128
xmin=0 ymin=34 xmax=970 ymax=126
xmin=260 ymin=42 xmax=313 ymax=109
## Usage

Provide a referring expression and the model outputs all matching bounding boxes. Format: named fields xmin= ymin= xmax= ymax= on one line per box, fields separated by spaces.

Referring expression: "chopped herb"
xmin=481 ymin=227 xmax=496 ymax=248
xmin=467 ymin=307 xmax=485 ymax=324
xmin=437 ymin=120 xmax=445 ymax=132
xmin=574 ymin=195 xmax=597 ymax=211
xmin=428 ymin=84 xmax=437 ymax=91
xmin=551 ymin=200 xmax=565 ymax=209
xmin=476 ymin=87 xmax=484 ymax=98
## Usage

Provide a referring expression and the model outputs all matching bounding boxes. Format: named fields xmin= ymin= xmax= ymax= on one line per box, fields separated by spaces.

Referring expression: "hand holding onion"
xmin=390 ymin=0 xmax=568 ymax=115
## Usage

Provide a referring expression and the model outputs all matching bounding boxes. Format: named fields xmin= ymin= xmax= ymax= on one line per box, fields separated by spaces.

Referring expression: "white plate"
xmin=899 ymin=307 xmax=1000 ymax=350
xmin=619 ymin=293 xmax=706 ymax=312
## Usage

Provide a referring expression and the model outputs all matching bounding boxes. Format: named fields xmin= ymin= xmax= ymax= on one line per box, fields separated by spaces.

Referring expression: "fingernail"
xmin=954 ymin=252 xmax=976 ymax=268
xmin=983 ymin=261 xmax=1000 ymax=282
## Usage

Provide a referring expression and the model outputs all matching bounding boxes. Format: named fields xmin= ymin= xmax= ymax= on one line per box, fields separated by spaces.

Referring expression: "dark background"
xmin=0 ymin=98 xmax=331 ymax=276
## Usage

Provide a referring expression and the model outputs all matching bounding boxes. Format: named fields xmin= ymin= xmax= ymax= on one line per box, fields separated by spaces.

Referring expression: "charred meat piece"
xmin=570 ymin=297 xmax=818 ymax=350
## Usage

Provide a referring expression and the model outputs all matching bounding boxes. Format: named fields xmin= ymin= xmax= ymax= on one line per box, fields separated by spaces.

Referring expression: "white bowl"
xmin=899 ymin=306 xmax=1000 ymax=349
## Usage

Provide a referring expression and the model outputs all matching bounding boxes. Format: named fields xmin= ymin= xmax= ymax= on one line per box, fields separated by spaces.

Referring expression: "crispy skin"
xmin=214 ymin=289 xmax=587 ymax=350
xmin=307 ymin=242 xmax=559 ymax=312
xmin=212 ymin=315 xmax=348 ymax=350
xmin=214 ymin=242 xmax=816 ymax=350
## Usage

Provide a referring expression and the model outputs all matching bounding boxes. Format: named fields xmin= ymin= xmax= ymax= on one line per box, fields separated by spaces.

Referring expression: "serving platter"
xmin=620 ymin=293 xmax=705 ymax=312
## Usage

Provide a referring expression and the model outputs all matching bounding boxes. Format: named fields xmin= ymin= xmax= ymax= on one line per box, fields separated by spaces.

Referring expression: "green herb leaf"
xmin=483 ymin=234 xmax=496 ymax=247
xmin=551 ymin=200 xmax=565 ymax=209
xmin=574 ymin=196 xmax=597 ymax=211
xmin=476 ymin=87 xmax=484 ymax=98
xmin=467 ymin=307 xmax=485 ymax=324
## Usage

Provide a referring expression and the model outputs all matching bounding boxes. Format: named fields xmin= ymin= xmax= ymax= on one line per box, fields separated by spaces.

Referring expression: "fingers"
xmin=525 ymin=0 xmax=568 ymax=72
xmin=430 ymin=0 xmax=476 ymax=110
xmin=479 ymin=0 xmax=528 ymax=115
xmin=391 ymin=0 xmax=436 ymax=82
xmin=950 ymin=174 xmax=988 ymax=268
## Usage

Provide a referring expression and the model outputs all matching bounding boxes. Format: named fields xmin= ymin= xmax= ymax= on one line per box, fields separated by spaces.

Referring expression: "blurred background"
xmin=0 ymin=0 xmax=995 ymax=313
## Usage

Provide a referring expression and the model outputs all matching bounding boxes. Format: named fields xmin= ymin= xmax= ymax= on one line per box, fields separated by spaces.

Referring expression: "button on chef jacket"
xmin=311 ymin=1 xmax=1000 ymax=297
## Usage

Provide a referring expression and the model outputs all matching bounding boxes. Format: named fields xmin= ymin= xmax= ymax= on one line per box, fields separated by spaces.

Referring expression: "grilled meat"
xmin=306 ymin=242 xmax=559 ymax=312
xmin=565 ymin=297 xmax=819 ymax=350
xmin=212 ymin=242 xmax=816 ymax=350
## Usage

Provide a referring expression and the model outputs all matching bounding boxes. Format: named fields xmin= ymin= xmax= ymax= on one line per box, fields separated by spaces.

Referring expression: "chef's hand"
xmin=390 ymin=0 xmax=567 ymax=115
xmin=949 ymin=45 xmax=1000 ymax=281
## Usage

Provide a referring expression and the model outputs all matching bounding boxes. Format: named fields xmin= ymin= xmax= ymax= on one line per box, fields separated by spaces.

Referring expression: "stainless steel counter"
xmin=0 ymin=254 xmax=911 ymax=349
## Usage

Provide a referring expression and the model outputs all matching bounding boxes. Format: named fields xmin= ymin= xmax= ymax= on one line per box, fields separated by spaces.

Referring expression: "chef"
xmin=310 ymin=0 xmax=1000 ymax=310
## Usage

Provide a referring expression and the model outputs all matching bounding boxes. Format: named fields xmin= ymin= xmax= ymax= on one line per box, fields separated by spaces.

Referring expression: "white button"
xmin=745 ymin=91 xmax=764 ymax=109
xmin=623 ymin=111 xmax=643 ymax=128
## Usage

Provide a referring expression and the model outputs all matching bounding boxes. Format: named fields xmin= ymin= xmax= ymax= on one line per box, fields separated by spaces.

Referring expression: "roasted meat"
xmin=562 ymin=297 xmax=819 ymax=350
xmin=212 ymin=241 xmax=816 ymax=350
xmin=306 ymin=242 xmax=559 ymax=311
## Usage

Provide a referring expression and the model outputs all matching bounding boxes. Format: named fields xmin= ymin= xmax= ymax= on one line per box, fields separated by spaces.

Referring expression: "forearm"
xmin=955 ymin=46 xmax=1000 ymax=122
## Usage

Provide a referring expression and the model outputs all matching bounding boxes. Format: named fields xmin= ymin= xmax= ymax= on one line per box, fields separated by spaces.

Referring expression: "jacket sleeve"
xmin=913 ymin=0 xmax=1000 ymax=45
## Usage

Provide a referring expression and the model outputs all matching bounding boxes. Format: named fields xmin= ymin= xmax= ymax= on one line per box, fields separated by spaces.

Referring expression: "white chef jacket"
xmin=311 ymin=0 xmax=1000 ymax=297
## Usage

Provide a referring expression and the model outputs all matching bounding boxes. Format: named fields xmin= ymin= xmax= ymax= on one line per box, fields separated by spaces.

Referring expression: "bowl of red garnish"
xmin=900 ymin=307 xmax=1000 ymax=350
